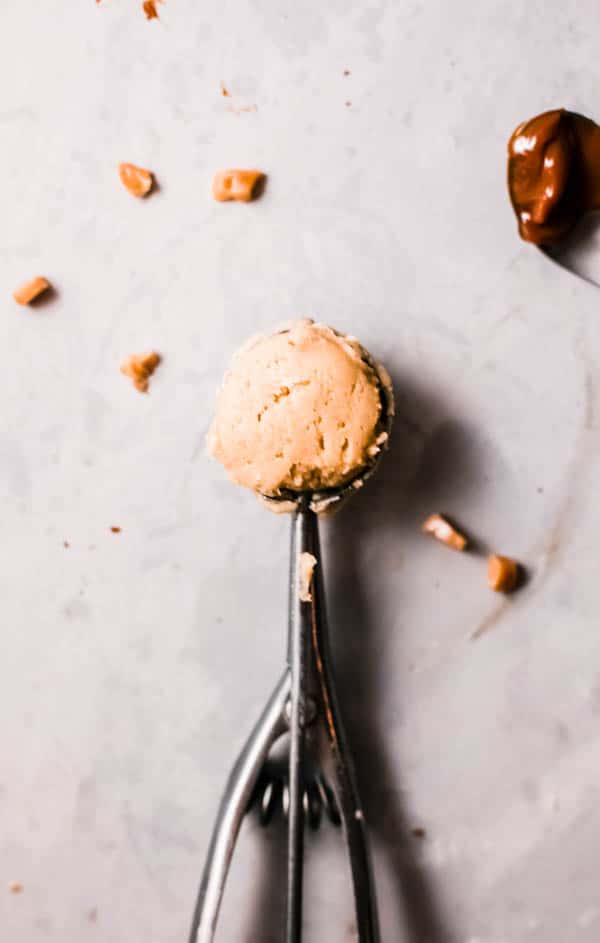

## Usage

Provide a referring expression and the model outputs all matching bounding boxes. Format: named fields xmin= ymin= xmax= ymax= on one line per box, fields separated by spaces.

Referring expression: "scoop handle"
xmin=287 ymin=506 xmax=380 ymax=943
xmin=188 ymin=672 xmax=289 ymax=943
xmin=286 ymin=504 xmax=318 ymax=943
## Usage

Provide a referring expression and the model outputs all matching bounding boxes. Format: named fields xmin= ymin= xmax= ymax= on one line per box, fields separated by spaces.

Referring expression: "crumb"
xmin=142 ymin=0 xmax=160 ymax=19
xmin=118 ymin=163 xmax=154 ymax=198
xmin=13 ymin=276 xmax=51 ymax=306
xmin=412 ymin=827 xmax=426 ymax=839
xmin=120 ymin=351 xmax=161 ymax=392
xmin=110 ymin=526 xmax=121 ymax=533
xmin=8 ymin=882 xmax=23 ymax=894
xmin=212 ymin=169 xmax=265 ymax=202
xmin=63 ymin=540 xmax=70 ymax=548
xmin=87 ymin=907 xmax=98 ymax=924
xmin=298 ymin=552 xmax=317 ymax=602
xmin=537 ymin=486 xmax=544 ymax=494
xmin=345 ymin=101 xmax=352 ymax=107
xmin=221 ymin=83 xmax=231 ymax=97
xmin=225 ymin=104 xmax=258 ymax=115
xmin=487 ymin=554 xmax=520 ymax=593
xmin=422 ymin=513 xmax=467 ymax=552
xmin=343 ymin=69 xmax=351 ymax=76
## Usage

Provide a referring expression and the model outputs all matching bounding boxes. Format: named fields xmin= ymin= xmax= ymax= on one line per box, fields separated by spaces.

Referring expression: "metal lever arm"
xmin=188 ymin=671 xmax=290 ymax=943
xmin=308 ymin=515 xmax=381 ymax=943
xmin=286 ymin=505 xmax=319 ymax=943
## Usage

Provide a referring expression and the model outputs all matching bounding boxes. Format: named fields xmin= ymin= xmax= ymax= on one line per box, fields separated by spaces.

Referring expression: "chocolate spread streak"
xmin=508 ymin=109 xmax=600 ymax=245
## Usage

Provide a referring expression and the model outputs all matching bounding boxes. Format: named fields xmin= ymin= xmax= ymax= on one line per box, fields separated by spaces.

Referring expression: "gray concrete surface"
xmin=1 ymin=2 xmax=600 ymax=940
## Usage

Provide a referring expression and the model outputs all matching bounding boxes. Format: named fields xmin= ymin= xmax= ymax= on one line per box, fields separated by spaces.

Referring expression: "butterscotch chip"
xmin=120 ymin=351 xmax=161 ymax=393
xmin=212 ymin=169 xmax=264 ymax=202
xmin=422 ymin=513 xmax=467 ymax=551
xmin=118 ymin=163 xmax=154 ymax=198
xmin=142 ymin=0 xmax=160 ymax=19
xmin=487 ymin=554 xmax=519 ymax=593
xmin=13 ymin=277 xmax=50 ymax=306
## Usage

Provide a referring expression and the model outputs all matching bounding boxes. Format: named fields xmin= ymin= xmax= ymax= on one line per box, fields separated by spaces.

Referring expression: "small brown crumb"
xmin=487 ymin=554 xmax=520 ymax=593
xmin=345 ymin=101 xmax=352 ymax=107
xmin=142 ymin=0 xmax=160 ymax=20
xmin=411 ymin=827 xmax=426 ymax=839
xmin=63 ymin=540 xmax=70 ymax=548
xmin=422 ymin=513 xmax=467 ymax=552
xmin=110 ymin=526 xmax=121 ymax=534
xmin=221 ymin=84 xmax=231 ymax=97
xmin=13 ymin=276 xmax=51 ymax=306
xmin=120 ymin=351 xmax=161 ymax=393
xmin=8 ymin=882 xmax=23 ymax=894
xmin=343 ymin=69 xmax=351 ymax=76
xmin=212 ymin=169 xmax=265 ymax=203
xmin=87 ymin=907 xmax=98 ymax=924
xmin=118 ymin=163 xmax=154 ymax=198
xmin=225 ymin=104 xmax=258 ymax=116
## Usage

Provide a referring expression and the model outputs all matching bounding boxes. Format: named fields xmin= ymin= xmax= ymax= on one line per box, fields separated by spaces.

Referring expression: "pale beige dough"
xmin=207 ymin=320 xmax=387 ymax=496
xmin=298 ymin=552 xmax=317 ymax=602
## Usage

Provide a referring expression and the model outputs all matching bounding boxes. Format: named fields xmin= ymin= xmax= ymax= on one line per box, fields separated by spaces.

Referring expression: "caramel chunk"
xmin=142 ymin=1 xmax=160 ymax=19
xmin=487 ymin=554 xmax=519 ymax=593
xmin=212 ymin=169 xmax=264 ymax=203
xmin=422 ymin=513 xmax=467 ymax=552
xmin=118 ymin=163 xmax=154 ymax=198
xmin=13 ymin=276 xmax=50 ymax=306
xmin=120 ymin=351 xmax=161 ymax=393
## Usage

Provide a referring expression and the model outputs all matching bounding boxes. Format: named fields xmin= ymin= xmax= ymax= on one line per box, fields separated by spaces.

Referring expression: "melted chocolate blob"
xmin=508 ymin=109 xmax=600 ymax=245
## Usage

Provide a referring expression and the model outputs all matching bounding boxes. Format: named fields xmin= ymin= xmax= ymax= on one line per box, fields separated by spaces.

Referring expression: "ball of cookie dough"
xmin=207 ymin=320 xmax=388 ymax=496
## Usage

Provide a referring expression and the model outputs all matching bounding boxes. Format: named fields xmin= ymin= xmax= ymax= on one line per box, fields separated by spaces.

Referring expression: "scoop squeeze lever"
xmin=187 ymin=501 xmax=380 ymax=943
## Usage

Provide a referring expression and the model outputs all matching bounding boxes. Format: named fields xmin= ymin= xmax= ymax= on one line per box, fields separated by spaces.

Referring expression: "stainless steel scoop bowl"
xmin=188 ymin=358 xmax=393 ymax=943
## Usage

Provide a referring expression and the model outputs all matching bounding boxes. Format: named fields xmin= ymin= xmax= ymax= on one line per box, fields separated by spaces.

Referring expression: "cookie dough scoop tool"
xmin=188 ymin=324 xmax=393 ymax=943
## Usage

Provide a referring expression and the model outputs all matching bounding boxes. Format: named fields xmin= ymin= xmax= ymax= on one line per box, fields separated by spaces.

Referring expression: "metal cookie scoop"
xmin=188 ymin=364 xmax=393 ymax=943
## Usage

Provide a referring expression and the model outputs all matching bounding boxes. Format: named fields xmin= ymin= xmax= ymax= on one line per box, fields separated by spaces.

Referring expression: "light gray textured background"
xmin=1 ymin=2 xmax=600 ymax=941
